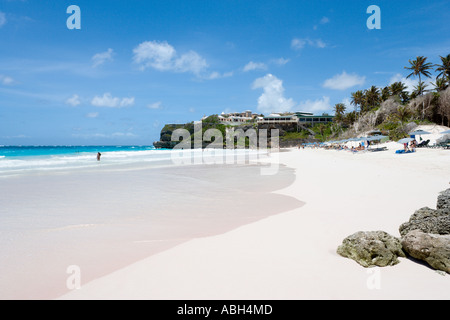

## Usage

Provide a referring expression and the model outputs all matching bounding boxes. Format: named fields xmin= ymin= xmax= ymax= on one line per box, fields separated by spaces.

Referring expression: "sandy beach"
xmin=0 ymin=153 xmax=301 ymax=300
xmin=58 ymin=144 xmax=450 ymax=300
xmin=3 ymin=0 xmax=450 ymax=303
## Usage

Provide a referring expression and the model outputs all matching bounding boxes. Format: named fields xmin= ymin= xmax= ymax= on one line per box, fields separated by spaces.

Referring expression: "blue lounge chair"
xmin=395 ymin=149 xmax=415 ymax=154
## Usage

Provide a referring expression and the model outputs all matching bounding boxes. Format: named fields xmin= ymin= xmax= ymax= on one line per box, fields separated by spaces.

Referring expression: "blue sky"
xmin=0 ymin=0 xmax=449 ymax=145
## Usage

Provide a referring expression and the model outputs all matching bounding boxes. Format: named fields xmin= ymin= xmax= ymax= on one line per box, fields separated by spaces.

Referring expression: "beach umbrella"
xmin=409 ymin=129 xmax=430 ymax=136
xmin=345 ymin=137 xmax=364 ymax=148
xmin=348 ymin=137 xmax=364 ymax=141
xmin=366 ymin=135 xmax=388 ymax=141
xmin=397 ymin=137 xmax=414 ymax=144
xmin=363 ymin=135 xmax=388 ymax=149
xmin=409 ymin=130 xmax=430 ymax=142
xmin=409 ymin=129 xmax=430 ymax=139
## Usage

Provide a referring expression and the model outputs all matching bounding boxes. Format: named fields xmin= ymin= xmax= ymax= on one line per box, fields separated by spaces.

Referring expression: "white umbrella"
xmin=349 ymin=137 xmax=365 ymax=142
xmin=409 ymin=130 xmax=430 ymax=140
xmin=398 ymin=137 xmax=414 ymax=144
xmin=409 ymin=129 xmax=430 ymax=135
xmin=366 ymin=135 xmax=388 ymax=141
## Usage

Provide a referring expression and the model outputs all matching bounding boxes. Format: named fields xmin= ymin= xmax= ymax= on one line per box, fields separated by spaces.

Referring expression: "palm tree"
xmin=405 ymin=56 xmax=433 ymax=120
xmin=381 ymin=86 xmax=391 ymax=101
xmin=364 ymin=86 xmax=380 ymax=110
xmin=343 ymin=111 xmax=357 ymax=126
xmin=409 ymin=91 xmax=418 ymax=101
xmin=389 ymin=81 xmax=409 ymax=103
xmin=405 ymin=56 xmax=433 ymax=95
xmin=435 ymin=54 xmax=450 ymax=82
xmin=400 ymin=91 xmax=410 ymax=104
xmin=432 ymin=77 xmax=448 ymax=92
xmin=350 ymin=90 xmax=364 ymax=115
xmin=413 ymin=81 xmax=429 ymax=96
xmin=318 ymin=124 xmax=327 ymax=141
xmin=390 ymin=82 xmax=408 ymax=96
xmin=396 ymin=106 xmax=411 ymax=123
xmin=333 ymin=103 xmax=346 ymax=124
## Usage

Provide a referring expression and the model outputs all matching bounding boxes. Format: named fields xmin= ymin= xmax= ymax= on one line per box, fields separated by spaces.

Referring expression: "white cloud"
xmin=2 ymin=134 xmax=28 ymax=139
xmin=272 ymin=58 xmax=290 ymax=65
xmin=314 ymin=17 xmax=330 ymax=30
xmin=0 ymin=74 xmax=14 ymax=85
xmin=173 ymin=50 xmax=208 ymax=74
xmin=2 ymin=77 xmax=13 ymax=85
xmin=342 ymin=97 xmax=351 ymax=109
xmin=120 ymin=97 xmax=135 ymax=107
xmin=207 ymin=72 xmax=221 ymax=79
xmin=112 ymin=132 xmax=136 ymax=137
xmin=389 ymin=73 xmax=433 ymax=94
xmin=189 ymin=107 xmax=195 ymax=113
xmin=205 ymin=71 xmax=233 ymax=79
xmin=291 ymin=38 xmax=326 ymax=50
xmin=323 ymin=71 xmax=366 ymax=90
xmin=133 ymin=41 xmax=175 ymax=71
xmin=315 ymin=39 xmax=326 ymax=48
xmin=72 ymin=132 xmax=136 ymax=139
xmin=0 ymin=12 xmax=6 ymax=28
xmin=298 ymin=96 xmax=331 ymax=113
xmin=147 ymin=101 xmax=162 ymax=109
xmin=243 ymin=61 xmax=267 ymax=72
xmin=91 ymin=93 xmax=135 ymax=108
xmin=252 ymin=74 xmax=296 ymax=114
xmin=92 ymin=48 xmax=114 ymax=67
xmin=65 ymin=94 xmax=81 ymax=106
xmin=291 ymin=38 xmax=307 ymax=50
xmin=86 ymin=112 xmax=99 ymax=118
xmin=133 ymin=41 xmax=208 ymax=75
xmin=320 ymin=17 xmax=330 ymax=24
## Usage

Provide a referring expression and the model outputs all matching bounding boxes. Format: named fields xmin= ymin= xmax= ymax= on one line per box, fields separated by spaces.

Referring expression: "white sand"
xmin=59 ymin=144 xmax=450 ymax=300
xmin=0 ymin=161 xmax=300 ymax=299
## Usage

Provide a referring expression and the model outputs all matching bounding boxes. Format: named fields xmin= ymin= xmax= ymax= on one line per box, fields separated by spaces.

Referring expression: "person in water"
xmin=97 ymin=152 xmax=101 ymax=161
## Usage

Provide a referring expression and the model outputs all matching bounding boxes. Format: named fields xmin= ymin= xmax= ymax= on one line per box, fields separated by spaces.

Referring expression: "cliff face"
xmin=153 ymin=122 xmax=319 ymax=149
xmin=153 ymin=124 xmax=190 ymax=149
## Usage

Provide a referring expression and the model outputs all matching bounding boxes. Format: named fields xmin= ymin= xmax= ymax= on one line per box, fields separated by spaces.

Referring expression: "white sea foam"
xmin=0 ymin=148 xmax=269 ymax=177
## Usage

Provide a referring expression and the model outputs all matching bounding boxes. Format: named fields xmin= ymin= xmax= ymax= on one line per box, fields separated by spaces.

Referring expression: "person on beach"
xmin=410 ymin=139 xmax=417 ymax=152
xmin=404 ymin=143 xmax=410 ymax=152
xmin=97 ymin=152 xmax=101 ymax=161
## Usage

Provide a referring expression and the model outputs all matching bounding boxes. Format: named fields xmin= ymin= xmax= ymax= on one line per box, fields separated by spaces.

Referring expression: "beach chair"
xmin=417 ymin=140 xmax=430 ymax=148
xmin=395 ymin=149 xmax=415 ymax=154
xmin=436 ymin=140 xmax=450 ymax=149
xmin=368 ymin=147 xmax=387 ymax=152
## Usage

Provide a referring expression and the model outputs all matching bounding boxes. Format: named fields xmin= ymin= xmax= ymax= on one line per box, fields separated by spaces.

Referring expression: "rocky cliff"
xmin=153 ymin=121 xmax=320 ymax=149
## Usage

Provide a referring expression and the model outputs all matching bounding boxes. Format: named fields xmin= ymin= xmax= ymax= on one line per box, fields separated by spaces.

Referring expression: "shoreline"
xmin=59 ymin=144 xmax=450 ymax=300
xmin=0 ymin=158 xmax=301 ymax=300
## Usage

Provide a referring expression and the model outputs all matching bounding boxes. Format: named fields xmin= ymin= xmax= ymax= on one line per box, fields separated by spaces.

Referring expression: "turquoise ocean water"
xmin=0 ymin=145 xmax=176 ymax=175
xmin=0 ymin=145 xmax=156 ymax=158
xmin=0 ymin=145 xmax=268 ymax=177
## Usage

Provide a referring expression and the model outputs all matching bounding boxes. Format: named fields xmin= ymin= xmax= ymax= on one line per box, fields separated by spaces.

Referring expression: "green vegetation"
xmin=377 ymin=117 xmax=408 ymax=141
xmin=201 ymin=115 xmax=226 ymax=139
xmin=331 ymin=53 xmax=450 ymax=142
xmin=281 ymin=131 xmax=309 ymax=141
xmin=311 ymin=123 xmax=334 ymax=142
xmin=158 ymin=54 xmax=450 ymax=149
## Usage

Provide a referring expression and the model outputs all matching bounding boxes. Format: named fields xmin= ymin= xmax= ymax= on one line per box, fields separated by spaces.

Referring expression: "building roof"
xmin=294 ymin=111 xmax=314 ymax=116
xmin=296 ymin=114 xmax=335 ymax=118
